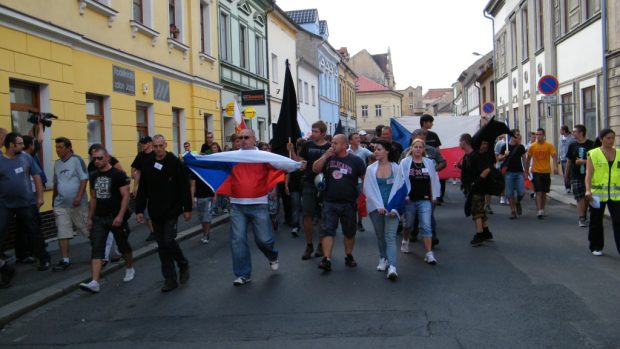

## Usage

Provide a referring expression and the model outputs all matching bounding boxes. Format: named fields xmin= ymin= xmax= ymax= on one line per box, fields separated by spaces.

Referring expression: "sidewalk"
xmin=0 ymin=211 xmax=229 ymax=328
xmin=547 ymin=174 xmax=609 ymax=217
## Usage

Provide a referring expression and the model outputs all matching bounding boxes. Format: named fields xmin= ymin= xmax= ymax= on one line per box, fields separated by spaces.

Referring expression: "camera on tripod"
xmin=28 ymin=110 xmax=58 ymax=129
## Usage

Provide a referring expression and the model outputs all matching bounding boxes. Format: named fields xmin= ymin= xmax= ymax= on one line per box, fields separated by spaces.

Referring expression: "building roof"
xmin=423 ymin=88 xmax=452 ymax=100
xmin=319 ymin=20 xmax=327 ymax=35
xmin=356 ymin=75 xmax=390 ymax=92
xmin=286 ymin=9 xmax=318 ymax=24
xmin=372 ymin=54 xmax=389 ymax=73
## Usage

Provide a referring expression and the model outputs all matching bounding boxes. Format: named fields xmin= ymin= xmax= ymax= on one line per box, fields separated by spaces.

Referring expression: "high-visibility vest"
xmin=589 ymin=147 xmax=620 ymax=202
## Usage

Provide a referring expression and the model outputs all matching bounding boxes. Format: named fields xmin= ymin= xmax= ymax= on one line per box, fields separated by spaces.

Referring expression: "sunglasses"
xmin=240 ymin=136 xmax=252 ymax=140
xmin=92 ymin=156 xmax=105 ymax=161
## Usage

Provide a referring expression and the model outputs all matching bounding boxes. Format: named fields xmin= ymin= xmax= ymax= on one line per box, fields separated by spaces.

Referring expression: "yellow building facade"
xmin=0 ymin=0 xmax=221 ymax=213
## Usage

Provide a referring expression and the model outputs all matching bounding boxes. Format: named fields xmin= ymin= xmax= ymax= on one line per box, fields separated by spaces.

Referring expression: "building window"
xmin=482 ymin=86 xmax=487 ymax=103
xmin=271 ymin=54 xmax=278 ymax=82
xmin=409 ymin=91 xmax=413 ymax=98
xmin=375 ymin=104 xmax=382 ymax=117
xmin=561 ymin=93 xmax=574 ymax=131
xmin=298 ymin=79 xmax=302 ymax=103
xmin=409 ymin=103 xmax=414 ymax=111
xmin=133 ymin=0 xmax=143 ymax=23
xmin=513 ymin=107 xmax=519 ymax=130
xmin=219 ymin=12 xmax=231 ymax=62
xmin=255 ymin=35 xmax=263 ymax=76
xmin=583 ymin=86 xmax=597 ymax=140
xmin=362 ymin=105 xmax=368 ymax=117
xmin=524 ymin=104 xmax=531 ymax=136
xmin=304 ymin=82 xmax=309 ymax=105
xmin=538 ymin=100 xmax=546 ymax=130
xmin=521 ymin=5 xmax=529 ymax=61
xmin=168 ymin=0 xmax=175 ymax=27
xmin=9 ymin=81 xmax=39 ymax=135
xmin=510 ymin=17 xmax=518 ymax=68
xmin=172 ymin=108 xmax=181 ymax=155
xmin=311 ymin=85 xmax=316 ymax=106
xmin=136 ymin=105 xmax=149 ymax=151
xmin=535 ymin=0 xmax=544 ymax=51
xmin=496 ymin=31 xmax=506 ymax=76
xmin=586 ymin=0 xmax=600 ymax=19
xmin=239 ymin=24 xmax=248 ymax=69
xmin=200 ymin=0 xmax=211 ymax=54
xmin=86 ymin=94 xmax=105 ymax=149
xmin=565 ymin=0 xmax=581 ymax=32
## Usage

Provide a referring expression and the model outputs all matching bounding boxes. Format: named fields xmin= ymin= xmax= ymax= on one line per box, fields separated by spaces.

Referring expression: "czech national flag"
xmin=183 ymin=150 xmax=302 ymax=197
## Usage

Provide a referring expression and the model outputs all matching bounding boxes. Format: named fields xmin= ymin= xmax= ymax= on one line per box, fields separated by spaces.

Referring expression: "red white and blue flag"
xmin=183 ymin=150 xmax=302 ymax=197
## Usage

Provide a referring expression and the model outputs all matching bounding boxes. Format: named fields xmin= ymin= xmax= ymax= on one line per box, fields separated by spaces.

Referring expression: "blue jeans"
xmin=369 ymin=211 xmax=399 ymax=267
xmin=505 ymin=172 xmax=525 ymax=199
xmin=289 ymin=191 xmax=301 ymax=229
xmin=404 ymin=200 xmax=433 ymax=237
xmin=230 ymin=204 xmax=278 ymax=278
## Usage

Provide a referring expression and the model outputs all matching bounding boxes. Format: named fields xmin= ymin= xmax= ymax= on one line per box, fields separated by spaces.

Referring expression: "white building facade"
xmin=486 ymin=0 xmax=603 ymax=143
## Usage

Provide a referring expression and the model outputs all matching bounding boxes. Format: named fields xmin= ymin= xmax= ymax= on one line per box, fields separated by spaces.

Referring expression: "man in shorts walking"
xmin=52 ymin=137 xmax=89 ymax=271
xmin=565 ymin=125 xmax=594 ymax=227
xmin=525 ymin=128 xmax=558 ymax=218
xmin=312 ymin=134 xmax=366 ymax=271
xmin=79 ymin=147 xmax=134 ymax=293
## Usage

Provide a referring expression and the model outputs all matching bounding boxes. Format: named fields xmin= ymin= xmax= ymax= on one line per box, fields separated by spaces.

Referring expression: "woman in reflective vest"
xmin=585 ymin=128 xmax=620 ymax=256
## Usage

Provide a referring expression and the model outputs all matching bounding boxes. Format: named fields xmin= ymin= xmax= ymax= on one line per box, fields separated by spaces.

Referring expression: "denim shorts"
xmin=504 ymin=172 xmax=525 ymax=198
xmin=404 ymin=200 xmax=433 ymax=237
xmin=196 ymin=197 xmax=213 ymax=223
xmin=320 ymin=201 xmax=357 ymax=238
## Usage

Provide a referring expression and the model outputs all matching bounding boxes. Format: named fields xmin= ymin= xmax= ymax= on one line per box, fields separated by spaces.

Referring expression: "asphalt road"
xmin=1 ymin=184 xmax=619 ymax=348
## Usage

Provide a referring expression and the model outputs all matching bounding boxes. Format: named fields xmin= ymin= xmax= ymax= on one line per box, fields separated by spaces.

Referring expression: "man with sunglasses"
xmin=80 ymin=147 xmax=134 ymax=293
xmin=136 ymin=135 xmax=192 ymax=292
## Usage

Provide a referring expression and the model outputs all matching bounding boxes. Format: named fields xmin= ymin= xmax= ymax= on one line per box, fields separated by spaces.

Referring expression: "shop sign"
xmin=241 ymin=89 xmax=265 ymax=105
xmin=112 ymin=66 xmax=135 ymax=95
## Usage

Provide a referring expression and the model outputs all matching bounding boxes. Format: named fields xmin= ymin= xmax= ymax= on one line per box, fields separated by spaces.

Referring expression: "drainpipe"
xmin=484 ymin=10 xmax=497 ymax=115
xmin=601 ymin=0 xmax=609 ymax=128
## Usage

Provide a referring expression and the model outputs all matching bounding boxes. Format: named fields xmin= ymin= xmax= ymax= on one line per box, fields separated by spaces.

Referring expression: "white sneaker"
xmin=592 ymin=250 xmax=603 ymax=256
xmin=387 ymin=265 xmax=398 ymax=280
xmin=79 ymin=280 xmax=100 ymax=293
xmin=537 ymin=210 xmax=544 ymax=219
xmin=499 ymin=197 xmax=506 ymax=205
xmin=578 ymin=218 xmax=587 ymax=227
xmin=201 ymin=234 xmax=210 ymax=244
xmin=424 ymin=251 xmax=437 ymax=265
xmin=400 ymin=240 xmax=410 ymax=254
xmin=269 ymin=259 xmax=279 ymax=271
xmin=123 ymin=268 xmax=135 ymax=282
xmin=376 ymin=258 xmax=388 ymax=271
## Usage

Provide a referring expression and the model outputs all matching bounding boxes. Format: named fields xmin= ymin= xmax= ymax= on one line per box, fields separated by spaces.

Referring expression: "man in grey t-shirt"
xmin=52 ymin=137 xmax=89 ymax=272
xmin=0 ymin=133 xmax=51 ymax=287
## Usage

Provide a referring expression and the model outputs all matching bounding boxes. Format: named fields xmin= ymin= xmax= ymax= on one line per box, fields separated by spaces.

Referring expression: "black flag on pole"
xmin=271 ymin=59 xmax=301 ymax=156
xmin=334 ymin=120 xmax=344 ymax=135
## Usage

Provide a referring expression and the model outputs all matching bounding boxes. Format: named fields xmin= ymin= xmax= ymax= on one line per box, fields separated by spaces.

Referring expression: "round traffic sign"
xmin=482 ymin=102 xmax=495 ymax=115
xmin=538 ymin=75 xmax=559 ymax=95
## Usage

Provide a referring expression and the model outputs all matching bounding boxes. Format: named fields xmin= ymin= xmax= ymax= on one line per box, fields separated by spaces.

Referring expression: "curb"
xmin=0 ymin=214 xmax=229 ymax=329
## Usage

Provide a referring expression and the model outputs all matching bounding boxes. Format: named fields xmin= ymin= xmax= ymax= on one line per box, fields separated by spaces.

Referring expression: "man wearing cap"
xmin=358 ymin=130 xmax=370 ymax=148
xmin=131 ymin=136 xmax=155 ymax=241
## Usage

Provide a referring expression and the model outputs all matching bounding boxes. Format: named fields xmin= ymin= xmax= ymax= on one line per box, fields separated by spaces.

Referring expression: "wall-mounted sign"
xmin=244 ymin=107 xmax=256 ymax=119
xmin=241 ymin=89 xmax=265 ymax=105
xmin=225 ymin=102 xmax=235 ymax=116
xmin=153 ymin=77 xmax=170 ymax=102
xmin=112 ymin=66 xmax=135 ymax=95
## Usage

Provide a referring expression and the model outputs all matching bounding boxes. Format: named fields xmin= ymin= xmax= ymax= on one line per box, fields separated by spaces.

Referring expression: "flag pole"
xmin=288 ymin=137 xmax=292 ymax=158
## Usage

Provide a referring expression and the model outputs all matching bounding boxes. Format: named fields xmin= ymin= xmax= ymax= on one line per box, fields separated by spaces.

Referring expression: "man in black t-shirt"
xmin=498 ymin=130 xmax=528 ymax=219
xmin=311 ymin=134 xmax=366 ymax=271
xmin=79 ymin=147 xmax=133 ymax=293
xmin=459 ymin=133 xmax=493 ymax=247
xmin=565 ymin=124 xmax=594 ymax=227
xmin=420 ymin=114 xmax=445 ymax=202
xmin=291 ymin=121 xmax=331 ymax=260
xmin=380 ymin=126 xmax=404 ymax=160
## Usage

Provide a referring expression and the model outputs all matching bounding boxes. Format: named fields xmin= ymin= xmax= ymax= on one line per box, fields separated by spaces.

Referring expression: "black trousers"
xmin=0 ymin=205 xmax=49 ymax=263
xmin=588 ymin=200 xmax=620 ymax=254
xmin=152 ymin=217 xmax=188 ymax=281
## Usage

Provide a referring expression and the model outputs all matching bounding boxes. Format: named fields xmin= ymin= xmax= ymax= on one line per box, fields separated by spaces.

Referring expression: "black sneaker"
xmin=481 ymin=230 xmax=494 ymax=241
xmin=161 ymin=279 xmax=179 ymax=293
xmin=178 ymin=263 xmax=190 ymax=284
xmin=470 ymin=233 xmax=484 ymax=247
xmin=344 ymin=254 xmax=357 ymax=267
xmin=357 ymin=222 xmax=365 ymax=232
xmin=145 ymin=232 xmax=156 ymax=242
xmin=313 ymin=244 xmax=324 ymax=258
xmin=516 ymin=201 xmax=523 ymax=215
xmin=0 ymin=263 xmax=16 ymax=288
xmin=17 ymin=256 xmax=36 ymax=264
xmin=37 ymin=261 xmax=50 ymax=271
xmin=301 ymin=245 xmax=314 ymax=260
xmin=318 ymin=257 xmax=331 ymax=272
xmin=52 ymin=260 xmax=70 ymax=272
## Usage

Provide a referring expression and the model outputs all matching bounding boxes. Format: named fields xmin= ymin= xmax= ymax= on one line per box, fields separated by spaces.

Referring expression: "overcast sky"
xmin=275 ymin=0 xmax=494 ymax=92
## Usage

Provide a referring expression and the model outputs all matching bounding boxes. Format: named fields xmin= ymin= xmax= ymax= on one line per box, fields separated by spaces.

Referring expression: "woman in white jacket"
xmin=400 ymin=139 xmax=441 ymax=265
xmin=364 ymin=140 xmax=407 ymax=280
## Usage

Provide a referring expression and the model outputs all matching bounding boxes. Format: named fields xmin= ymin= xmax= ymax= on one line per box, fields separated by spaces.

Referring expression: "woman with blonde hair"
xmin=400 ymin=138 xmax=441 ymax=265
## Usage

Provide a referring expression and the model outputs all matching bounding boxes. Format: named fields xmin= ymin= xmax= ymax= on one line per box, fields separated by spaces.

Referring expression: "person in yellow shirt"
xmin=525 ymin=128 xmax=558 ymax=218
